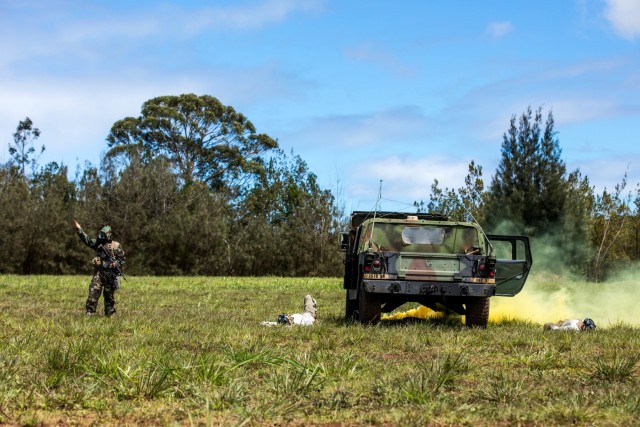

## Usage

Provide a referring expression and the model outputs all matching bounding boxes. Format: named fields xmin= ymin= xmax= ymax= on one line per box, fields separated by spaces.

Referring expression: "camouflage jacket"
xmin=77 ymin=228 xmax=125 ymax=273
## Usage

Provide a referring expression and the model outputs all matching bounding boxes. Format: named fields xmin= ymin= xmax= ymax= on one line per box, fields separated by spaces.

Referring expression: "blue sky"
xmin=1 ymin=0 xmax=639 ymax=212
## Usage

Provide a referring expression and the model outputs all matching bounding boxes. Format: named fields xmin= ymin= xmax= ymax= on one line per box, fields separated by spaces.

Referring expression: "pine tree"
xmin=486 ymin=106 xmax=567 ymax=235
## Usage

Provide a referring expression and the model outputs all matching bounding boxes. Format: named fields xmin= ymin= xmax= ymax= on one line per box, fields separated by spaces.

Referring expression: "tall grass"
xmin=0 ymin=274 xmax=638 ymax=426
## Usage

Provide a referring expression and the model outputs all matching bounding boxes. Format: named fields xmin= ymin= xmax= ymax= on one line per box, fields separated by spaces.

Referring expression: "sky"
xmin=1 ymin=0 xmax=639 ymax=212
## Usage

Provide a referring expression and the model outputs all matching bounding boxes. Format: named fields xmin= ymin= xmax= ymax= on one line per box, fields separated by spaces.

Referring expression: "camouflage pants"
xmin=303 ymin=295 xmax=317 ymax=318
xmin=86 ymin=271 xmax=118 ymax=316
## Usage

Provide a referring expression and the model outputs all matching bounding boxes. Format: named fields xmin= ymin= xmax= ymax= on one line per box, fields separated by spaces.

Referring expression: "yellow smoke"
xmin=382 ymin=272 xmax=640 ymax=327
xmin=383 ymin=305 xmax=441 ymax=321
xmin=491 ymin=274 xmax=640 ymax=326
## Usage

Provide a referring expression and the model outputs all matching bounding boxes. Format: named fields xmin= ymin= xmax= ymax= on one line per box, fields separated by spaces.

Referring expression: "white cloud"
xmin=0 ymin=78 xmax=162 ymax=168
xmin=0 ymin=0 xmax=325 ymax=68
xmin=568 ymin=156 xmax=640 ymax=195
xmin=485 ymin=98 xmax=633 ymax=132
xmin=0 ymin=60 xmax=308 ymax=169
xmin=548 ymin=98 xmax=623 ymax=125
xmin=475 ymin=96 xmax=640 ymax=148
xmin=604 ymin=0 xmax=640 ymax=40
xmin=539 ymin=57 xmax=625 ymax=80
xmin=487 ymin=21 xmax=514 ymax=39
xmin=348 ymin=155 xmax=472 ymax=208
xmin=284 ymin=106 xmax=431 ymax=149
xmin=187 ymin=0 xmax=325 ymax=33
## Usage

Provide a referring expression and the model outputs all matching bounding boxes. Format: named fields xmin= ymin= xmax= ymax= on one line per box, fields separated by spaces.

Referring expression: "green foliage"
xmin=486 ymin=106 xmax=567 ymax=234
xmin=590 ymin=172 xmax=634 ymax=281
xmin=106 ymin=93 xmax=278 ymax=190
xmin=487 ymin=107 xmax=639 ymax=280
xmin=396 ymin=351 xmax=469 ymax=404
xmin=4 ymin=98 xmax=640 ymax=280
xmin=0 ymin=167 xmax=31 ymax=273
xmin=415 ymin=160 xmax=485 ymax=222
xmin=229 ymin=150 xmax=343 ymax=276
xmin=0 ymin=149 xmax=343 ymax=276
xmin=9 ymin=117 xmax=44 ymax=177
xmin=415 ymin=105 xmax=640 ymax=280
xmin=561 ymin=169 xmax=595 ymax=273
xmin=0 ymin=162 xmax=78 ymax=274
xmin=477 ymin=371 xmax=525 ymax=403
xmin=1 ymin=95 xmax=343 ymax=277
xmin=589 ymin=351 xmax=639 ymax=382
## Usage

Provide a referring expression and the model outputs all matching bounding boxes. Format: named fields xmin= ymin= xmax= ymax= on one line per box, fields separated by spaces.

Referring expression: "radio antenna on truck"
xmin=456 ymin=199 xmax=495 ymax=256
xmin=369 ymin=180 xmax=383 ymax=248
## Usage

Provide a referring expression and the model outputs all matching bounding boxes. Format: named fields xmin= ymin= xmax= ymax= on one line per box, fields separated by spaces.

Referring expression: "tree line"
xmin=419 ymin=106 xmax=639 ymax=281
xmin=1 ymin=96 xmax=637 ymax=280
xmin=0 ymin=94 xmax=344 ymax=277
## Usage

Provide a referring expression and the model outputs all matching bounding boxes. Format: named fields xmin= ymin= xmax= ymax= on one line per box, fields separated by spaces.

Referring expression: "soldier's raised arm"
xmin=74 ymin=220 xmax=97 ymax=248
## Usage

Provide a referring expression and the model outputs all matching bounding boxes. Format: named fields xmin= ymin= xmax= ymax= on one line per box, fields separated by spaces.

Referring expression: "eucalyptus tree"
xmin=106 ymin=94 xmax=278 ymax=193
xmin=10 ymin=117 xmax=44 ymax=177
xmin=590 ymin=173 xmax=632 ymax=281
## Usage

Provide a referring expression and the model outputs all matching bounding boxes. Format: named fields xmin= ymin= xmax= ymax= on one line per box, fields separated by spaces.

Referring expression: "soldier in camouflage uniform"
xmin=73 ymin=220 xmax=125 ymax=316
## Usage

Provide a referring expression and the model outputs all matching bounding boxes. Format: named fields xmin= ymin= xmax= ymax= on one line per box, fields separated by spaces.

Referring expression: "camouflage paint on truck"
xmin=340 ymin=211 xmax=532 ymax=327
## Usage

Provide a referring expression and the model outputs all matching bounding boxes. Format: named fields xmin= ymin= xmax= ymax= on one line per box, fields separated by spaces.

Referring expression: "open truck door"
xmin=487 ymin=235 xmax=533 ymax=297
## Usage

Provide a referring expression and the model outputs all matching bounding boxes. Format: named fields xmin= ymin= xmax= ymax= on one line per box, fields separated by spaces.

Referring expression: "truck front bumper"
xmin=362 ymin=279 xmax=495 ymax=297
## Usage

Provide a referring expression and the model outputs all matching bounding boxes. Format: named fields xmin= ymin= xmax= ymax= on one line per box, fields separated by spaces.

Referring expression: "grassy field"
xmin=0 ymin=274 xmax=638 ymax=426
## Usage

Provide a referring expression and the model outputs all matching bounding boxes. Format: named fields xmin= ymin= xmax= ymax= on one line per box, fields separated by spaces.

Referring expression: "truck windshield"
xmin=402 ymin=226 xmax=445 ymax=245
xmin=360 ymin=222 xmax=480 ymax=254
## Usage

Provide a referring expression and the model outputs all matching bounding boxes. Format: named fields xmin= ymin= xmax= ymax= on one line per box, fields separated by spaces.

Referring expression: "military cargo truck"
xmin=339 ymin=211 xmax=532 ymax=327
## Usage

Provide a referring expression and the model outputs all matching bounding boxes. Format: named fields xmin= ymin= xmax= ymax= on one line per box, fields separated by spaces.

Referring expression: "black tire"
xmin=465 ymin=297 xmax=490 ymax=328
xmin=358 ymin=283 xmax=381 ymax=324
xmin=345 ymin=290 xmax=358 ymax=321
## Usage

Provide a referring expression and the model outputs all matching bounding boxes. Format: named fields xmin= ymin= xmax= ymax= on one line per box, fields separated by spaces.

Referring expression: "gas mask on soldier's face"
xmin=277 ymin=314 xmax=290 ymax=325
xmin=98 ymin=226 xmax=113 ymax=242
xmin=582 ymin=318 xmax=596 ymax=330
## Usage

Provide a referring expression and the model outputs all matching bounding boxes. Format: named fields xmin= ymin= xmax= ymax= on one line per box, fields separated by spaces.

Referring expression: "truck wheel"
xmin=465 ymin=297 xmax=490 ymax=328
xmin=346 ymin=291 xmax=359 ymax=321
xmin=358 ymin=284 xmax=381 ymax=324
